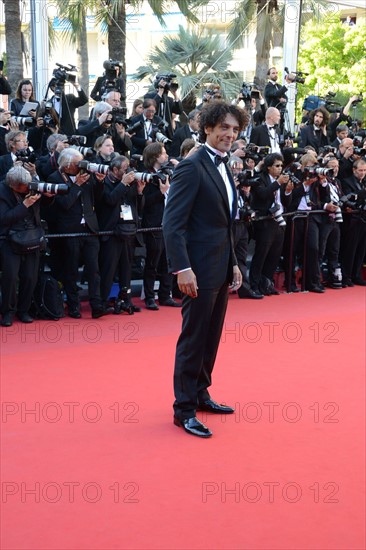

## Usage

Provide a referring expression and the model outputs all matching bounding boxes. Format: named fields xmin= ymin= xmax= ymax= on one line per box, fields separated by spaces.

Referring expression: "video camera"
xmin=52 ymin=63 xmax=77 ymax=95
xmin=320 ymin=91 xmax=342 ymax=114
xmin=153 ymin=73 xmax=178 ymax=93
xmin=284 ymin=67 xmax=308 ymax=85
xmin=240 ymin=83 xmax=260 ymax=102
xmin=236 ymin=169 xmax=261 ymax=188
xmin=28 ymin=181 xmax=69 ymax=195
xmin=15 ymin=147 xmax=37 ymax=165
xmin=351 ymin=93 xmax=363 ymax=107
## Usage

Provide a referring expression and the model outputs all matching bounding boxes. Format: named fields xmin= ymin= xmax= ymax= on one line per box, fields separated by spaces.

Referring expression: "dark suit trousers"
xmin=319 ymin=220 xmax=341 ymax=270
xmin=233 ymin=221 xmax=251 ymax=295
xmin=0 ymin=242 xmax=39 ymax=314
xmin=99 ymin=235 xmax=135 ymax=302
xmin=340 ymin=217 xmax=366 ymax=281
xmin=62 ymin=236 xmax=101 ymax=310
xmin=249 ymin=219 xmax=284 ymax=290
xmin=143 ymin=233 xmax=172 ymax=301
xmin=173 ymin=284 xmax=229 ymax=420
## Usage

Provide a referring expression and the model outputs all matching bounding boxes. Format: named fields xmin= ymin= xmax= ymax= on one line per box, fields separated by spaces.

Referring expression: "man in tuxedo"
xmin=250 ymin=107 xmax=281 ymax=152
xmin=163 ymin=101 xmax=248 ymax=438
xmin=169 ymin=109 xmax=200 ymax=158
xmin=264 ymin=67 xmax=294 ymax=109
xmin=299 ymin=107 xmax=330 ymax=152
xmin=48 ymin=78 xmax=88 ymax=136
xmin=129 ymin=99 xmax=163 ymax=158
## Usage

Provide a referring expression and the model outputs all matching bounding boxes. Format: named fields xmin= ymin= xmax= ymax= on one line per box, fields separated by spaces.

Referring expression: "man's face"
xmin=268 ymin=159 xmax=283 ymax=178
xmin=156 ymin=147 xmax=168 ymax=165
xmin=106 ymin=93 xmax=121 ymax=107
xmin=144 ymin=106 xmax=156 ymax=121
xmin=269 ymin=69 xmax=278 ymax=81
xmin=63 ymin=156 xmax=83 ymax=176
xmin=337 ymin=129 xmax=348 ymax=141
xmin=205 ymin=113 xmax=240 ymax=153
xmin=353 ymin=162 xmax=366 ymax=181
xmin=267 ymin=109 xmax=281 ymax=126
xmin=189 ymin=114 xmax=200 ymax=132
xmin=11 ymin=134 xmax=28 ymax=152
xmin=230 ymin=161 xmax=243 ymax=176
xmin=116 ymin=161 xmax=130 ymax=179
xmin=314 ymin=111 xmax=324 ymax=127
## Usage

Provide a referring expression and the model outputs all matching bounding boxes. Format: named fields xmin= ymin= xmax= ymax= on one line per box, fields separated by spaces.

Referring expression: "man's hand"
xmin=325 ymin=202 xmax=338 ymax=213
xmin=277 ymin=174 xmax=290 ymax=185
xmin=98 ymin=111 xmax=112 ymax=126
xmin=23 ymin=193 xmax=41 ymax=208
xmin=0 ymin=110 xmax=11 ymax=125
xmin=177 ymin=269 xmax=198 ymax=298
xmin=36 ymin=117 xmax=44 ymax=128
xmin=159 ymin=180 xmax=170 ymax=194
xmin=115 ymin=122 xmax=125 ymax=136
xmin=122 ymin=171 xmax=135 ymax=186
xmin=75 ymin=172 xmax=90 ymax=186
xmin=23 ymin=162 xmax=37 ymax=177
xmin=229 ymin=265 xmax=242 ymax=291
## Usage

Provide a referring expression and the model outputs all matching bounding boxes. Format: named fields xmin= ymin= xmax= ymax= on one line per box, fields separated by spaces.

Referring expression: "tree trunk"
xmin=76 ymin=13 xmax=90 ymax=119
xmin=255 ymin=1 xmax=274 ymax=89
xmin=3 ymin=0 xmax=23 ymax=93
xmin=108 ymin=0 xmax=126 ymax=106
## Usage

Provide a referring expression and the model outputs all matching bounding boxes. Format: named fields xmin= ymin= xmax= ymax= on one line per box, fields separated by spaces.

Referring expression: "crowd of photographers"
xmin=0 ymin=62 xmax=365 ymax=326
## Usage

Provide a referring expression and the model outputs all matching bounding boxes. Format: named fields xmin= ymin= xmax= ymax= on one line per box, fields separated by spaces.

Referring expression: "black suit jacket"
xmin=250 ymin=124 xmax=280 ymax=148
xmin=163 ymin=146 xmax=237 ymax=289
xmin=299 ymin=125 xmax=329 ymax=152
xmin=250 ymin=172 xmax=281 ymax=216
xmin=264 ymin=82 xmax=288 ymax=108
xmin=51 ymin=90 xmax=88 ymax=136
xmin=0 ymin=154 xmax=14 ymax=180
xmin=130 ymin=113 xmax=163 ymax=156
xmin=169 ymin=124 xmax=196 ymax=158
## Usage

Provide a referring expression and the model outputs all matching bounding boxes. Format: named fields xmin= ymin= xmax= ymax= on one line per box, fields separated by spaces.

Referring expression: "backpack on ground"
xmin=31 ymin=273 xmax=65 ymax=320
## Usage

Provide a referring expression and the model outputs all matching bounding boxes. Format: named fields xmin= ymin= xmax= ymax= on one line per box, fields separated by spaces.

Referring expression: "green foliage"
xmin=132 ymin=25 xmax=241 ymax=101
xmin=297 ymin=14 xmax=366 ymax=120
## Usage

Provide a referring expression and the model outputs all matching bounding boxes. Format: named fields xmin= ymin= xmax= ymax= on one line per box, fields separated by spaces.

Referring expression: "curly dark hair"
xmin=198 ymin=101 xmax=248 ymax=143
xmin=308 ymin=106 xmax=330 ymax=127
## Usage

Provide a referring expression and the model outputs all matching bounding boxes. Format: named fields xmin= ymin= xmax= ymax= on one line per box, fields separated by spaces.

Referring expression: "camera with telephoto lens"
xmin=28 ymin=181 xmax=69 ymax=195
xmin=110 ymin=106 xmax=127 ymax=125
xmin=303 ymin=166 xmax=334 ymax=177
xmin=238 ymin=203 xmax=256 ymax=222
xmin=15 ymin=147 xmax=37 ymax=164
xmin=78 ymin=160 xmax=109 ymax=176
xmin=125 ymin=120 xmax=144 ymax=135
xmin=151 ymin=122 xmax=171 ymax=144
xmin=133 ymin=171 xmax=168 ymax=186
xmin=10 ymin=114 xmax=34 ymax=127
xmin=282 ymin=164 xmax=301 ymax=187
xmin=338 ymin=191 xmax=366 ymax=211
xmin=66 ymin=135 xmax=87 ymax=146
xmin=42 ymin=101 xmax=57 ymax=129
xmin=52 ymin=63 xmax=77 ymax=95
xmin=245 ymin=144 xmax=271 ymax=163
xmin=269 ymin=203 xmax=286 ymax=226
xmin=153 ymin=73 xmax=178 ymax=93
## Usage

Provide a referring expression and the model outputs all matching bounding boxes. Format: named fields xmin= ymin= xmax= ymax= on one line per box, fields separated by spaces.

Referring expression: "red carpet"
xmin=1 ymin=288 xmax=365 ymax=549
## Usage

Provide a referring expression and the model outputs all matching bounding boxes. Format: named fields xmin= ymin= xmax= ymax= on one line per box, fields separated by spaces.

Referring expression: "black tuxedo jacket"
xmin=264 ymin=82 xmax=288 ymax=108
xmin=299 ymin=125 xmax=329 ymax=152
xmin=129 ymin=113 xmax=163 ymax=156
xmin=51 ymin=90 xmax=88 ymax=136
xmin=250 ymin=172 xmax=281 ymax=216
xmin=250 ymin=124 xmax=280 ymax=148
xmin=163 ymin=146 xmax=237 ymax=290
xmin=169 ymin=124 xmax=196 ymax=158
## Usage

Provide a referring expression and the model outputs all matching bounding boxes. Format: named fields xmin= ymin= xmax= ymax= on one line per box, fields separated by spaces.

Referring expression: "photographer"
xmin=141 ymin=142 xmax=180 ymax=310
xmin=78 ymin=101 xmax=132 ymax=155
xmin=196 ymin=86 xmax=222 ymax=110
xmin=90 ymin=60 xmax=125 ymax=104
xmin=249 ymin=153 xmax=290 ymax=296
xmin=339 ymin=158 xmax=366 ymax=287
xmin=0 ymin=62 xmax=11 ymax=96
xmin=97 ymin=155 xmax=145 ymax=314
xmin=47 ymin=148 xmax=108 ymax=319
xmin=264 ymin=67 xmax=295 ymax=109
xmin=0 ymin=108 xmax=13 ymax=156
xmin=47 ymin=75 xmax=88 ymax=136
xmin=144 ymin=74 xmax=183 ymax=140
xmin=129 ymin=99 xmax=163 ymax=157
xmin=285 ymin=153 xmax=331 ymax=292
xmin=36 ymin=133 xmax=68 ymax=181
xmin=250 ymin=107 xmax=282 ymax=153
xmin=228 ymin=156 xmax=262 ymax=299
xmin=337 ymin=137 xmax=357 ymax=180
xmin=169 ymin=109 xmax=200 ymax=159
xmin=0 ymin=131 xmax=38 ymax=181
xmin=0 ymin=166 xmax=43 ymax=326
xmin=299 ymin=107 xmax=330 ymax=152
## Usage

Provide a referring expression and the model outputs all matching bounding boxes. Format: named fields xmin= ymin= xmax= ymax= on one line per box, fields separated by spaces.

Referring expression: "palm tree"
xmin=132 ymin=25 xmax=240 ymax=117
xmin=227 ymin=0 xmax=329 ymax=89
xmin=1 ymin=0 xmax=23 ymax=92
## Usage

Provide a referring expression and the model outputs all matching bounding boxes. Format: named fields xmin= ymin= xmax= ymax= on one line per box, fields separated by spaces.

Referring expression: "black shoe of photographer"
xmin=145 ymin=298 xmax=159 ymax=311
xmin=159 ymin=298 xmax=181 ymax=307
xmin=1 ymin=312 xmax=14 ymax=327
xmin=114 ymin=299 xmax=134 ymax=315
xmin=68 ymin=308 xmax=81 ymax=319
xmin=91 ymin=306 xmax=111 ymax=319
xmin=238 ymin=288 xmax=264 ymax=299
xmin=352 ymin=278 xmax=366 ymax=286
xmin=16 ymin=312 xmax=33 ymax=323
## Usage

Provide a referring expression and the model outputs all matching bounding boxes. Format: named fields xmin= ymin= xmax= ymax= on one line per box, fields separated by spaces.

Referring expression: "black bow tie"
xmin=190 ymin=131 xmax=198 ymax=136
xmin=205 ymin=146 xmax=228 ymax=166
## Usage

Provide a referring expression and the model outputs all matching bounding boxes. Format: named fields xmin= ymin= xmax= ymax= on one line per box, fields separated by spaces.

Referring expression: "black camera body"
xmin=153 ymin=73 xmax=178 ymax=93
xmin=236 ymin=170 xmax=261 ymax=188
xmin=284 ymin=67 xmax=307 ymax=85
xmin=15 ymin=147 xmax=37 ymax=165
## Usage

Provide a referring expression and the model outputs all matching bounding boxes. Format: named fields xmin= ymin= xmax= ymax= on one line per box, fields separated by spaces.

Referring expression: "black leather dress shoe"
xmin=307 ymin=286 xmax=325 ymax=293
xmin=91 ymin=307 xmax=111 ymax=319
xmin=69 ymin=309 xmax=81 ymax=319
xmin=159 ymin=298 xmax=181 ymax=307
xmin=352 ymin=278 xmax=366 ymax=286
xmin=174 ymin=416 xmax=212 ymax=438
xmin=197 ymin=399 xmax=235 ymax=414
xmin=238 ymin=289 xmax=264 ymax=299
xmin=287 ymin=284 xmax=300 ymax=293
xmin=342 ymin=279 xmax=354 ymax=288
xmin=145 ymin=299 xmax=159 ymax=310
xmin=16 ymin=313 xmax=33 ymax=323
xmin=1 ymin=313 xmax=13 ymax=327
